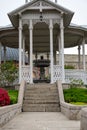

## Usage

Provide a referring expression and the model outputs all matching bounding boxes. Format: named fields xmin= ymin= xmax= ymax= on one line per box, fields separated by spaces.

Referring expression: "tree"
xmin=0 ymin=61 xmax=18 ymax=87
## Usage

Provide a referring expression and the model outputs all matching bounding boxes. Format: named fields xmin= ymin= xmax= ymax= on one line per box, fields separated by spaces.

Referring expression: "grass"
xmin=63 ymin=87 xmax=87 ymax=105
xmin=70 ymin=102 xmax=87 ymax=105
xmin=8 ymin=90 xmax=18 ymax=104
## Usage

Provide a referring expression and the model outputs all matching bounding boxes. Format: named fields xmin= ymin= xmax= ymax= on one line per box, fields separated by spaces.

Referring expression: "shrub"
xmin=0 ymin=61 xmax=18 ymax=87
xmin=64 ymin=65 xmax=75 ymax=69
xmin=64 ymin=88 xmax=87 ymax=103
xmin=8 ymin=90 xmax=18 ymax=104
xmin=70 ymin=78 xmax=84 ymax=88
xmin=0 ymin=88 xmax=10 ymax=106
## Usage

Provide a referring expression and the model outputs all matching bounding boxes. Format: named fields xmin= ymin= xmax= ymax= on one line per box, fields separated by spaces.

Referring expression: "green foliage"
xmin=0 ymin=61 xmax=18 ymax=87
xmin=63 ymin=88 xmax=87 ymax=103
xmin=8 ymin=90 xmax=18 ymax=104
xmin=70 ymin=102 xmax=87 ymax=105
xmin=70 ymin=78 xmax=84 ymax=88
xmin=64 ymin=65 xmax=75 ymax=69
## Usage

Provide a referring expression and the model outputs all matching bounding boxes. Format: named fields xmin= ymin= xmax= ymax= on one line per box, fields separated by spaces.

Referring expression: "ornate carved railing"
xmin=65 ymin=69 xmax=87 ymax=84
xmin=21 ymin=65 xmax=30 ymax=83
xmin=53 ymin=65 xmax=62 ymax=82
xmin=21 ymin=65 xmax=87 ymax=84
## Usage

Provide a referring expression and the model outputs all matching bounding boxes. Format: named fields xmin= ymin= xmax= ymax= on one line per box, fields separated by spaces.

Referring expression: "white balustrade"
xmin=21 ymin=65 xmax=87 ymax=84
xmin=53 ymin=65 xmax=62 ymax=82
xmin=21 ymin=65 xmax=30 ymax=83
xmin=65 ymin=69 xmax=87 ymax=84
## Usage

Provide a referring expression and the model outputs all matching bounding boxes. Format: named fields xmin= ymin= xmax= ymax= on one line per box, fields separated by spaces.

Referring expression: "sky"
xmin=0 ymin=0 xmax=87 ymax=54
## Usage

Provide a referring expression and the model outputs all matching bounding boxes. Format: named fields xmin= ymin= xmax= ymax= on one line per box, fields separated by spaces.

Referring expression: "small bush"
xmin=64 ymin=65 xmax=75 ymax=69
xmin=70 ymin=78 xmax=84 ymax=88
xmin=0 ymin=61 xmax=18 ymax=87
xmin=0 ymin=88 xmax=10 ymax=106
xmin=8 ymin=90 xmax=18 ymax=104
xmin=64 ymin=88 xmax=87 ymax=103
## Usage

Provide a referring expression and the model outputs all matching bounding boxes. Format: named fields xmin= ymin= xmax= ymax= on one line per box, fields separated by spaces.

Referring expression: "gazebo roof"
xmin=0 ymin=24 xmax=87 ymax=51
xmin=8 ymin=0 xmax=74 ymax=28
xmin=0 ymin=0 xmax=87 ymax=52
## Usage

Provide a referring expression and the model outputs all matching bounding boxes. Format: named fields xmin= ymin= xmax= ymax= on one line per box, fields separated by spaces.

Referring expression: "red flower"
xmin=0 ymin=88 xmax=10 ymax=106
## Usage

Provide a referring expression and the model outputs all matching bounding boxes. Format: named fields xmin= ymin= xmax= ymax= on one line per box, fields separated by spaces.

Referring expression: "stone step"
xmin=24 ymin=92 xmax=58 ymax=97
xmin=25 ymin=88 xmax=57 ymax=92
xmin=26 ymin=85 xmax=57 ymax=90
xmin=23 ymin=99 xmax=59 ymax=104
xmin=23 ymin=83 xmax=60 ymax=112
xmin=26 ymin=83 xmax=56 ymax=88
xmin=24 ymin=95 xmax=59 ymax=100
xmin=23 ymin=104 xmax=60 ymax=112
xmin=25 ymin=87 xmax=58 ymax=91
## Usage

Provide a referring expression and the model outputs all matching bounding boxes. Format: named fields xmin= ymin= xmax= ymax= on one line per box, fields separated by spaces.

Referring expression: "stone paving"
xmin=0 ymin=112 xmax=80 ymax=130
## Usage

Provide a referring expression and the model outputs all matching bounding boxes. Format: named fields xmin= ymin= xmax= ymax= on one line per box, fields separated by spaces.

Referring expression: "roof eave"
xmin=8 ymin=0 xmax=74 ymax=27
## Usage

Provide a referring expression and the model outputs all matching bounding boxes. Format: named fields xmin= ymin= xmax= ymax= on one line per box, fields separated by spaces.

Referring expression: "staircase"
xmin=23 ymin=83 xmax=60 ymax=112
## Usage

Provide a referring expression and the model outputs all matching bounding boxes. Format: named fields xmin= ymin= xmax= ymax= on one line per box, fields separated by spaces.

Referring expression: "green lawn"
xmin=8 ymin=90 xmax=18 ymax=104
xmin=70 ymin=102 xmax=87 ymax=105
xmin=63 ymin=87 xmax=87 ymax=105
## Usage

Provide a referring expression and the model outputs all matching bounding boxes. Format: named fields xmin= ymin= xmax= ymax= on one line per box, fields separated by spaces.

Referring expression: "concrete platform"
xmin=0 ymin=112 xmax=80 ymax=130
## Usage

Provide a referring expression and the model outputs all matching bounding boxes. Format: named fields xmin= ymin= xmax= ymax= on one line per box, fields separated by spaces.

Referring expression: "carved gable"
xmin=30 ymin=0 xmax=54 ymax=9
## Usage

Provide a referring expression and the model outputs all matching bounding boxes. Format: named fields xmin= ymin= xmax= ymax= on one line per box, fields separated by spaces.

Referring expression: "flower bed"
xmin=0 ymin=88 xmax=10 ymax=106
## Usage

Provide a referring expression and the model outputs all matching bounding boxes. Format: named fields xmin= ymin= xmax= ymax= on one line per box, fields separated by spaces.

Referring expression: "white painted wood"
xmin=58 ymin=35 xmax=62 ymax=66
xmin=49 ymin=19 xmax=54 ymax=84
xmin=53 ymin=65 xmax=62 ymax=82
xmin=19 ymin=16 xmax=22 ymax=83
xmin=60 ymin=17 xmax=65 ymax=82
xmin=23 ymin=36 xmax=25 ymax=66
xmin=29 ymin=19 xmax=33 ymax=84
xmin=21 ymin=65 xmax=30 ymax=82
xmin=65 ymin=69 xmax=87 ymax=84
xmin=82 ymin=38 xmax=86 ymax=71
xmin=22 ymin=12 xmax=61 ymax=20
xmin=0 ymin=43 xmax=2 ymax=64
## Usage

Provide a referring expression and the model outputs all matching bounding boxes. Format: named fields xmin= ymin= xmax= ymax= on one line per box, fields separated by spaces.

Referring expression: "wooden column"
xmin=19 ymin=15 xmax=22 ymax=83
xmin=29 ymin=20 xmax=33 ymax=84
xmin=78 ymin=45 xmax=81 ymax=69
xmin=49 ymin=19 xmax=54 ymax=84
xmin=23 ymin=36 xmax=25 ymax=66
xmin=82 ymin=38 xmax=86 ymax=71
xmin=60 ymin=17 xmax=65 ymax=82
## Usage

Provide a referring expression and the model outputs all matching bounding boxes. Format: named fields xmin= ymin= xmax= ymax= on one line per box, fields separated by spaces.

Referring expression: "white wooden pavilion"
xmin=0 ymin=0 xmax=87 ymax=84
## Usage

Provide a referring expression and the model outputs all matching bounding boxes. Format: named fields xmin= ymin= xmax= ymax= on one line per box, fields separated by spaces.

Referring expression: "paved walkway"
xmin=1 ymin=112 xmax=80 ymax=130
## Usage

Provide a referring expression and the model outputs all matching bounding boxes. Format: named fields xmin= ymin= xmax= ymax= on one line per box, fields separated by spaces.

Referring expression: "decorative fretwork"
xmin=31 ymin=1 xmax=40 ymax=7
xmin=22 ymin=19 xmax=29 ymax=26
xmin=65 ymin=69 xmax=87 ymax=84
xmin=53 ymin=65 xmax=62 ymax=82
xmin=21 ymin=65 xmax=30 ymax=83
xmin=53 ymin=19 xmax=60 ymax=25
xmin=42 ymin=1 xmax=51 ymax=7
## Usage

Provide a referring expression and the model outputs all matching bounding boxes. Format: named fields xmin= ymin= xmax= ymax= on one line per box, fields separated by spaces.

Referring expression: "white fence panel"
xmin=21 ymin=65 xmax=30 ymax=83
xmin=53 ymin=65 xmax=62 ymax=82
xmin=65 ymin=69 xmax=87 ymax=84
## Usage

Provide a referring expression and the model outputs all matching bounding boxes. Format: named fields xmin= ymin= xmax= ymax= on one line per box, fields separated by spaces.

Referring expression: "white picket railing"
xmin=21 ymin=65 xmax=87 ymax=84
xmin=53 ymin=65 xmax=62 ymax=82
xmin=21 ymin=65 xmax=30 ymax=83
xmin=65 ymin=69 xmax=87 ymax=84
